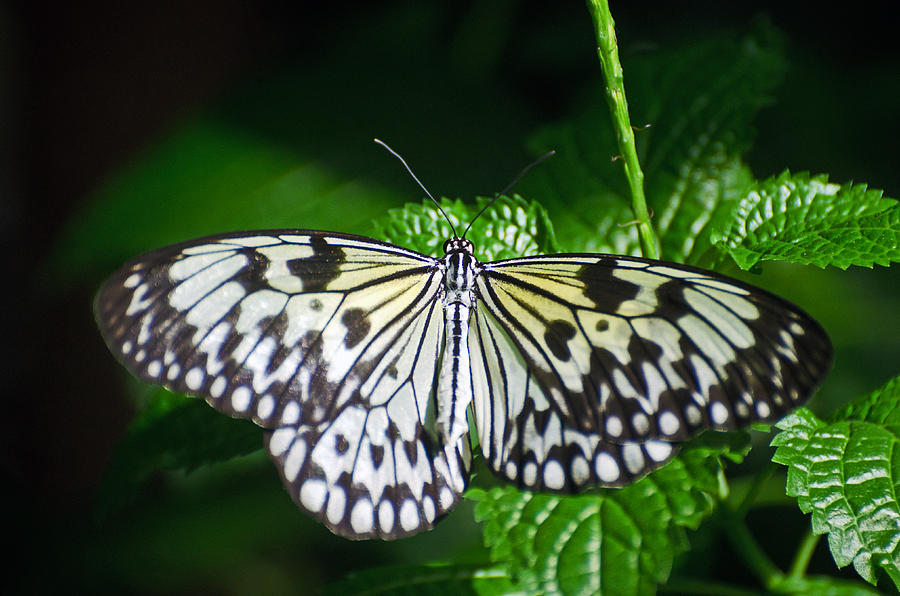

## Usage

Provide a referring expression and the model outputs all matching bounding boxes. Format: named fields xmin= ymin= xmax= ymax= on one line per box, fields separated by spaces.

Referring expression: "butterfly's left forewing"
xmin=471 ymin=254 xmax=831 ymax=491
xmin=96 ymin=231 xmax=470 ymax=539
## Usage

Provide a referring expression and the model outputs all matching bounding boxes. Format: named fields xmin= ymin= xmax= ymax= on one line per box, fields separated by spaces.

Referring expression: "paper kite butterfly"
xmin=95 ymin=146 xmax=832 ymax=540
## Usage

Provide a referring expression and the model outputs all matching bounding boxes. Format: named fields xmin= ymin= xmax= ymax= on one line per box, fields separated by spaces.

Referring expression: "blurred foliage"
xmin=30 ymin=2 xmax=900 ymax=595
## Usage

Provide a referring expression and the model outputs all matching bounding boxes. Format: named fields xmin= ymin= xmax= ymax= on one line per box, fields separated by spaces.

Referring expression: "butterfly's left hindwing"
xmin=95 ymin=230 xmax=470 ymax=539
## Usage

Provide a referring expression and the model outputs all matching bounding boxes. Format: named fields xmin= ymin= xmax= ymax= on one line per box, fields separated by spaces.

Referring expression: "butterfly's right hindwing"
xmin=95 ymin=230 xmax=469 ymax=539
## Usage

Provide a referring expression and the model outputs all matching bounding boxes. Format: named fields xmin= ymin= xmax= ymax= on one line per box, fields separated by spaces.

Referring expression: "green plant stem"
xmin=787 ymin=530 xmax=820 ymax=579
xmin=584 ymin=0 xmax=660 ymax=260
xmin=720 ymin=506 xmax=784 ymax=589
xmin=735 ymin=462 xmax=776 ymax=518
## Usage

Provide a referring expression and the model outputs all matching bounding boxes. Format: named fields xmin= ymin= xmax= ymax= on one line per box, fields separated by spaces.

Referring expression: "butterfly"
xmin=95 ymin=150 xmax=832 ymax=541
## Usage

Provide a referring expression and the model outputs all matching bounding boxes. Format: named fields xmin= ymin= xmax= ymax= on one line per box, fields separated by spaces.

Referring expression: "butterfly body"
xmin=96 ymin=228 xmax=831 ymax=539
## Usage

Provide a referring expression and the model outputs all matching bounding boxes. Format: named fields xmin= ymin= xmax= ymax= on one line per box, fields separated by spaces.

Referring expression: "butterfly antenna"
xmin=461 ymin=150 xmax=556 ymax=239
xmin=374 ymin=138 xmax=459 ymax=238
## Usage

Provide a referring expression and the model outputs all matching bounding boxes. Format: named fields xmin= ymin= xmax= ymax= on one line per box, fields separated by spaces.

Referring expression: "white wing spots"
xmin=711 ymin=402 xmax=729 ymax=425
xmin=378 ymin=500 xmax=395 ymax=533
xmin=570 ymin=455 xmax=590 ymax=486
xmin=268 ymin=427 xmax=294 ymax=457
xmin=230 ymin=386 xmax=252 ymax=412
xmin=284 ymin=440 xmax=307 ymax=482
xmin=281 ymin=401 xmax=301 ymax=425
xmin=423 ymin=495 xmax=436 ymax=523
xmin=789 ymin=321 xmax=805 ymax=335
xmin=125 ymin=283 xmax=153 ymax=316
xmin=121 ymin=340 xmax=133 ymax=355
xmin=522 ymin=461 xmax=538 ymax=486
xmin=631 ymin=412 xmax=649 ymax=435
xmin=326 ymin=486 xmax=347 ymax=525
xmin=350 ymin=499 xmax=375 ymax=535
xmin=543 ymin=459 xmax=565 ymax=490
xmin=777 ymin=330 xmax=800 ymax=362
xmin=644 ymin=441 xmax=673 ymax=463
xmin=622 ymin=443 xmax=645 ymax=475
xmin=137 ymin=312 xmax=154 ymax=345
xmin=146 ymin=359 xmax=162 ymax=378
xmin=166 ymin=363 xmax=181 ymax=381
xmin=300 ymin=478 xmax=328 ymax=512
xmin=439 ymin=486 xmax=454 ymax=510
xmin=505 ymin=461 xmax=517 ymax=478
xmin=756 ymin=401 xmax=771 ymax=418
xmin=595 ymin=452 xmax=620 ymax=482
xmin=658 ymin=411 xmax=681 ymax=436
xmin=605 ymin=415 xmax=623 ymax=438
xmin=399 ymin=499 xmax=420 ymax=532
xmin=685 ymin=404 xmax=702 ymax=426
xmin=257 ymin=394 xmax=276 ymax=420
xmin=123 ymin=273 xmax=142 ymax=288
xmin=209 ymin=375 xmax=227 ymax=398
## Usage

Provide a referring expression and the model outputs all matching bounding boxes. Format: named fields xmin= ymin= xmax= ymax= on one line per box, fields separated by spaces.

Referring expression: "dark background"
xmin=5 ymin=1 xmax=899 ymax=594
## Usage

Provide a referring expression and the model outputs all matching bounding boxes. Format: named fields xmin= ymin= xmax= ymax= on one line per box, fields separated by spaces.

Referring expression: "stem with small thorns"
xmin=585 ymin=0 xmax=660 ymax=259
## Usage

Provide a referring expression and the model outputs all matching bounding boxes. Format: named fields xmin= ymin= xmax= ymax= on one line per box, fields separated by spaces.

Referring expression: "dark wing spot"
xmin=596 ymin=319 xmax=609 ymax=332
xmin=335 ymin=434 xmax=349 ymax=454
xmin=371 ymin=444 xmax=385 ymax=468
xmin=342 ymin=308 xmax=371 ymax=348
xmin=654 ymin=280 xmax=692 ymax=319
xmin=235 ymin=249 xmax=271 ymax=288
xmin=579 ymin=257 xmax=640 ymax=313
xmin=286 ymin=236 xmax=346 ymax=292
xmin=404 ymin=439 xmax=419 ymax=465
xmin=544 ymin=319 xmax=577 ymax=361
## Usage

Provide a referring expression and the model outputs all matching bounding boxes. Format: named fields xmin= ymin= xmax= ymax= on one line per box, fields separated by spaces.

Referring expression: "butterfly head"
xmin=443 ymin=237 xmax=474 ymax=256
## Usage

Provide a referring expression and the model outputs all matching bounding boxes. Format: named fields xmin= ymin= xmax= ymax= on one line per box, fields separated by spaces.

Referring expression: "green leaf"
xmin=711 ymin=171 xmax=900 ymax=269
xmin=97 ymin=388 xmax=262 ymax=516
xmin=518 ymin=23 xmax=783 ymax=264
xmin=470 ymin=433 xmax=749 ymax=596
xmin=771 ymin=375 xmax=900 ymax=589
xmin=321 ymin=564 xmax=518 ymax=596
xmin=374 ymin=195 xmax=559 ymax=260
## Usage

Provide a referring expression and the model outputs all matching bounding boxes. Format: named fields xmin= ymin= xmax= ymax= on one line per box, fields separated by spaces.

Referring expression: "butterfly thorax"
xmin=441 ymin=238 xmax=479 ymax=308
xmin=436 ymin=238 xmax=479 ymax=447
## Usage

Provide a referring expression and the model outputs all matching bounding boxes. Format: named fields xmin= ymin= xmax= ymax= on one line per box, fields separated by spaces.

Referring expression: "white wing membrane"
xmin=470 ymin=304 xmax=677 ymax=490
xmin=472 ymin=254 xmax=831 ymax=487
xmin=96 ymin=230 xmax=469 ymax=539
